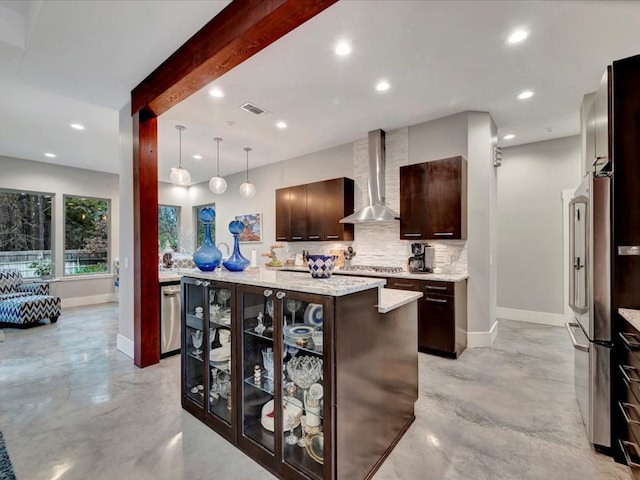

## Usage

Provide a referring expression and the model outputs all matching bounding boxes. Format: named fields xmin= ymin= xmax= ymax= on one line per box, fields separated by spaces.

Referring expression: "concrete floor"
xmin=0 ymin=304 xmax=630 ymax=480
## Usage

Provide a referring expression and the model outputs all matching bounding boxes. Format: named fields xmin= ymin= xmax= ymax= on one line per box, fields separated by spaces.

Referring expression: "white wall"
xmin=496 ymin=135 xmax=582 ymax=326
xmin=117 ymin=103 xmax=135 ymax=356
xmin=0 ymin=154 xmax=119 ymax=307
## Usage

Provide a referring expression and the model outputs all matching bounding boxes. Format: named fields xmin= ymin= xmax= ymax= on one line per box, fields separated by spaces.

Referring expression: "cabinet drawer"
xmin=386 ymin=278 xmax=420 ymax=291
xmin=619 ymin=438 xmax=640 ymax=479
xmin=420 ymin=280 xmax=454 ymax=296
xmin=621 ymin=376 xmax=640 ymax=446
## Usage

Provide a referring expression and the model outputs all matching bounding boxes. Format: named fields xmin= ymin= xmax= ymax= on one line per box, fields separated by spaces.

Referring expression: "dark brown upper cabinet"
xmin=400 ymin=156 xmax=467 ymax=240
xmin=275 ymin=177 xmax=354 ymax=242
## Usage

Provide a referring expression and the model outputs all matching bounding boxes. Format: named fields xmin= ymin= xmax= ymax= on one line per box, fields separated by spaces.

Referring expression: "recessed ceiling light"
xmin=193 ymin=154 xmax=202 ymax=160
xmin=375 ymin=80 xmax=390 ymax=92
xmin=517 ymin=90 xmax=535 ymax=100
xmin=507 ymin=29 xmax=529 ymax=44
xmin=276 ymin=121 xmax=287 ymax=129
xmin=503 ymin=134 xmax=515 ymax=140
xmin=335 ymin=42 xmax=351 ymax=56
xmin=209 ymin=88 xmax=224 ymax=98
xmin=70 ymin=123 xmax=85 ymax=130
xmin=44 ymin=152 xmax=56 ymax=158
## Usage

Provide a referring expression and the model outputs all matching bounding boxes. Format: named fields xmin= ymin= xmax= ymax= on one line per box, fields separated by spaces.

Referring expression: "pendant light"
xmin=239 ymin=147 xmax=256 ymax=198
xmin=208 ymin=137 xmax=227 ymax=194
xmin=169 ymin=125 xmax=191 ymax=186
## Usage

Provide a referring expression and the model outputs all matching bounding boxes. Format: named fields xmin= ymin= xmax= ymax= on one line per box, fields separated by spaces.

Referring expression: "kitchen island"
xmin=180 ymin=269 xmax=420 ymax=480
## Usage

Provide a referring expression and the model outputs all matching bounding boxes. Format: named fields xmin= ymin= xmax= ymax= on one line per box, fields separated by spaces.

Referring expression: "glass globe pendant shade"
xmin=239 ymin=182 xmax=256 ymax=198
xmin=170 ymin=125 xmax=190 ymax=186
xmin=239 ymin=146 xmax=255 ymax=198
xmin=209 ymin=176 xmax=227 ymax=194
xmin=209 ymin=137 xmax=227 ymax=194
xmin=170 ymin=167 xmax=191 ymax=186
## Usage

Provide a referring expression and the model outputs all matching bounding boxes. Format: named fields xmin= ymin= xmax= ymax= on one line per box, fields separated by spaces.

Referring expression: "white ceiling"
xmin=1 ymin=0 xmax=640 ymax=185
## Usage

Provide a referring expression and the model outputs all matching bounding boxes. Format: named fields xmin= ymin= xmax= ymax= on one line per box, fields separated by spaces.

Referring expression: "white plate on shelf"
xmin=210 ymin=343 xmax=231 ymax=361
xmin=304 ymin=304 xmax=323 ymax=327
xmin=260 ymin=397 xmax=302 ymax=432
xmin=283 ymin=324 xmax=315 ymax=339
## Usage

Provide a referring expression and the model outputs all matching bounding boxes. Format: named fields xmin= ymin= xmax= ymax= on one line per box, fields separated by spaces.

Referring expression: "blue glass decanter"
xmin=223 ymin=220 xmax=250 ymax=271
xmin=192 ymin=207 xmax=222 ymax=271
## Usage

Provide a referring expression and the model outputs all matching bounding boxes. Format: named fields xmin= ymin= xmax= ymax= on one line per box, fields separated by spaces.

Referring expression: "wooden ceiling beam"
xmin=131 ymin=0 xmax=337 ymax=116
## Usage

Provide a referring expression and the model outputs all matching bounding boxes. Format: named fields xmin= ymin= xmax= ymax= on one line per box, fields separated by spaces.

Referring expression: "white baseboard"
xmin=61 ymin=293 xmax=118 ymax=308
xmin=467 ymin=321 xmax=498 ymax=348
xmin=496 ymin=307 xmax=565 ymax=327
xmin=117 ymin=334 xmax=134 ymax=359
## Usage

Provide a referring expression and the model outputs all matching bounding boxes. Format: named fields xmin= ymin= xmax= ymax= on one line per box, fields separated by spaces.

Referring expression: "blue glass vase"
xmin=193 ymin=207 xmax=222 ymax=271
xmin=223 ymin=220 xmax=250 ymax=271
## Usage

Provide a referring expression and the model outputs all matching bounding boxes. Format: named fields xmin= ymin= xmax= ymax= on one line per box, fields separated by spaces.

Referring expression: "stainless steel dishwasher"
xmin=160 ymin=284 xmax=182 ymax=357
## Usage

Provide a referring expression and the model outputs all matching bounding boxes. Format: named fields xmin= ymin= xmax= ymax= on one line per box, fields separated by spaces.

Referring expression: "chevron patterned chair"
xmin=0 ymin=269 xmax=61 ymax=326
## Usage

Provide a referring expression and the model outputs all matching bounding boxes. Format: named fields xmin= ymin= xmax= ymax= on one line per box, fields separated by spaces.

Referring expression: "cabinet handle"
xmin=426 ymin=297 xmax=447 ymax=303
xmin=263 ymin=289 xmax=273 ymax=297
xmin=309 ymin=235 xmax=320 ymax=239
xmin=276 ymin=291 xmax=286 ymax=299
xmin=434 ymin=232 xmax=454 ymax=236
xmin=619 ymin=402 xmax=640 ymax=426
xmin=195 ymin=280 xmax=202 ymax=286
xmin=276 ymin=236 xmax=287 ymax=241
xmin=202 ymin=281 xmax=210 ymax=287
xmin=403 ymin=233 xmax=422 ymax=237
xmin=620 ymin=365 xmax=640 ymax=384
xmin=393 ymin=282 xmax=415 ymax=288
xmin=425 ymin=285 xmax=447 ymax=291
xmin=292 ymin=236 xmax=303 ymax=240
xmin=619 ymin=440 xmax=640 ymax=468
xmin=620 ymin=332 xmax=640 ymax=350
xmin=326 ymin=235 xmax=339 ymax=239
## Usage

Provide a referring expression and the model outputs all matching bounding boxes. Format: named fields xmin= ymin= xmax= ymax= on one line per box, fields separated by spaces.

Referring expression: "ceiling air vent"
xmin=240 ymin=102 xmax=269 ymax=116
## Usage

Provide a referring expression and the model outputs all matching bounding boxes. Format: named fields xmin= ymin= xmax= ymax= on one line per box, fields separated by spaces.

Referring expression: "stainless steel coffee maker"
xmin=408 ymin=243 xmax=434 ymax=273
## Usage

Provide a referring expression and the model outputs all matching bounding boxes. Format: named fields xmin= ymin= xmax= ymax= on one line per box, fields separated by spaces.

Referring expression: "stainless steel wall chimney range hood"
xmin=340 ymin=129 xmax=400 ymax=224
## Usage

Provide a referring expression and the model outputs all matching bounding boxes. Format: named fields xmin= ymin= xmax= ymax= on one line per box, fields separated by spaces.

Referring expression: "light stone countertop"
xmin=159 ymin=268 xmax=422 ymax=313
xmin=620 ymin=308 xmax=640 ymax=332
xmin=280 ymin=265 xmax=468 ymax=282
xmin=378 ymin=288 xmax=423 ymax=314
xmin=181 ymin=268 xmax=386 ymax=297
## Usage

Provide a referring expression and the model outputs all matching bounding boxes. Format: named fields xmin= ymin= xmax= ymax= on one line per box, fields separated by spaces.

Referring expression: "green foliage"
xmin=159 ymin=206 xmax=179 ymax=251
xmin=30 ymin=258 xmax=52 ymax=276
xmin=73 ymin=263 xmax=107 ymax=274
xmin=0 ymin=191 xmax=52 ymax=251
xmin=64 ymin=197 xmax=108 ymax=252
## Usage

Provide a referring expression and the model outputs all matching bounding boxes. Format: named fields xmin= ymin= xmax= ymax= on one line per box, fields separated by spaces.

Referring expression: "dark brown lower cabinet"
xmin=615 ymin=315 xmax=640 ymax=478
xmin=182 ymin=276 xmax=417 ymax=480
xmin=386 ymin=278 xmax=467 ymax=359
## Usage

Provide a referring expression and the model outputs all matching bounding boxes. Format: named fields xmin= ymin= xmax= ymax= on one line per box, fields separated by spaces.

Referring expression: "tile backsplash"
xmin=277 ymin=125 xmax=468 ymax=275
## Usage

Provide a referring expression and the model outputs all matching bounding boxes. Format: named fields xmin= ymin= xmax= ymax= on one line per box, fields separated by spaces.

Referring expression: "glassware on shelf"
xmin=261 ymin=347 xmax=274 ymax=378
xmin=255 ymin=312 xmax=266 ymax=335
xmin=218 ymin=288 xmax=231 ymax=310
xmin=191 ymin=329 xmax=203 ymax=356
xmin=266 ymin=299 xmax=274 ymax=320
xmin=297 ymin=415 xmax=307 ymax=447
xmin=285 ymin=411 xmax=299 ymax=445
xmin=285 ymin=299 xmax=302 ymax=325
xmin=286 ymin=356 xmax=323 ymax=389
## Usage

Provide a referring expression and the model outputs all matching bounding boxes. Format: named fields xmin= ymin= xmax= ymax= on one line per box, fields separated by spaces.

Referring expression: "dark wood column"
xmin=133 ymin=110 xmax=160 ymax=367
xmin=130 ymin=0 xmax=337 ymax=367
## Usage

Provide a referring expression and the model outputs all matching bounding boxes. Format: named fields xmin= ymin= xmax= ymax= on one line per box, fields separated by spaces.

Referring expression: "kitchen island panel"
xmin=335 ymin=288 xmax=418 ymax=480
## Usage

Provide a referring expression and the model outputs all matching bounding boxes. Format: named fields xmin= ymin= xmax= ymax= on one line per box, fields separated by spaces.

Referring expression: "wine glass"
xmin=217 ymin=288 xmax=231 ymax=310
xmin=191 ymin=329 xmax=203 ymax=356
xmin=297 ymin=415 xmax=307 ymax=447
xmin=285 ymin=411 xmax=298 ymax=445
xmin=285 ymin=299 xmax=302 ymax=324
xmin=266 ymin=300 xmax=274 ymax=320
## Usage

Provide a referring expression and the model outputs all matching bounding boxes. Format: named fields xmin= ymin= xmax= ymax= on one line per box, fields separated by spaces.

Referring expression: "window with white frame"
xmin=64 ymin=195 xmax=110 ymax=276
xmin=0 ymin=189 xmax=53 ymax=277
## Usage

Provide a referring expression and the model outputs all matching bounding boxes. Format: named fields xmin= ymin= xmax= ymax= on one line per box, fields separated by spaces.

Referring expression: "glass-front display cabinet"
xmin=181 ymin=277 xmax=235 ymax=442
xmin=237 ymin=284 xmax=331 ymax=480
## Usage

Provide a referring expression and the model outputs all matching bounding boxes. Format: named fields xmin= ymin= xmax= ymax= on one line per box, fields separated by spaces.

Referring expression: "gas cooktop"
xmin=340 ymin=265 xmax=404 ymax=274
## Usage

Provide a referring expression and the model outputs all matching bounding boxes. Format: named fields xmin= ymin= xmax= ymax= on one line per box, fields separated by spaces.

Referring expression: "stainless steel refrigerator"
xmin=567 ymin=173 xmax=612 ymax=452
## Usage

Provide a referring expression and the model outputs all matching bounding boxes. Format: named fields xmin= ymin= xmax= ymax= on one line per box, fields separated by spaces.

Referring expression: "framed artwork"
xmin=234 ymin=213 xmax=262 ymax=243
